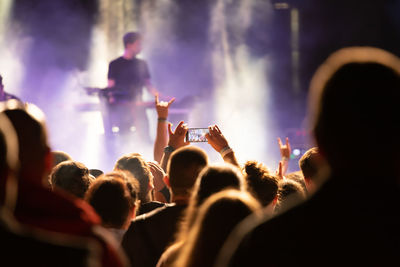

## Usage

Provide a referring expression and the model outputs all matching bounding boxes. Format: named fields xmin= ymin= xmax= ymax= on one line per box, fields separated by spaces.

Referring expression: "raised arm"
xmin=160 ymin=121 xmax=190 ymax=171
xmin=153 ymin=94 xmax=175 ymax=163
xmin=277 ymin=137 xmax=291 ymax=178
xmin=206 ymin=125 xmax=239 ymax=167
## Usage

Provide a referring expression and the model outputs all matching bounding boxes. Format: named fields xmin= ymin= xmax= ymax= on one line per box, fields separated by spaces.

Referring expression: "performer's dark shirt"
xmin=107 ymin=57 xmax=150 ymax=101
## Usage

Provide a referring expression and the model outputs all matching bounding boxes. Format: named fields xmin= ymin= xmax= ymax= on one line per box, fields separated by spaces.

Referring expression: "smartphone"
xmin=186 ymin=128 xmax=209 ymax=142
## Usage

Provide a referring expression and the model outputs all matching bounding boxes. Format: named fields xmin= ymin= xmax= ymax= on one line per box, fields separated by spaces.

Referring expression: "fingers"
xmin=277 ymin=161 xmax=283 ymax=179
xmin=167 ymin=97 xmax=175 ymax=107
xmin=285 ymin=137 xmax=291 ymax=151
xmin=277 ymin=137 xmax=282 ymax=147
xmin=168 ymin=123 xmax=173 ymax=136
xmin=214 ymin=125 xmax=222 ymax=134
xmin=155 ymin=93 xmax=159 ymax=105
xmin=174 ymin=121 xmax=185 ymax=134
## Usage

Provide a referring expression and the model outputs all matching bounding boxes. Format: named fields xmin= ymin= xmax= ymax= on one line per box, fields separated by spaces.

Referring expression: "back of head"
xmin=298 ymin=147 xmax=320 ymax=180
xmin=51 ymin=150 xmax=72 ymax=168
xmin=276 ymin=179 xmax=307 ymax=213
xmin=174 ymin=163 xmax=245 ymax=245
xmin=0 ymin=112 xmax=19 ymax=209
xmin=85 ymin=171 xmax=137 ymax=229
xmin=175 ymin=190 xmax=261 ymax=267
xmin=114 ymin=153 xmax=152 ymax=203
xmin=1 ymin=101 xmax=50 ymax=184
xmin=50 ymin=160 xmax=91 ymax=199
xmin=123 ymin=32 xmax=141 ymax=48
xmin=167 ymin=146 xmax=208 ymax=196
xmin=309 ymin=47 xmax=400 ymax=172
xmin=243 ymin=160 xmax=279 ymax=206
xmin=194 ymin=164 xmax=244 ymax=207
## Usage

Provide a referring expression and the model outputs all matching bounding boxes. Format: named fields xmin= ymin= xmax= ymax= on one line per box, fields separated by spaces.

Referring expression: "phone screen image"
xmin=186 ymin=128 xmax=209 ymax=142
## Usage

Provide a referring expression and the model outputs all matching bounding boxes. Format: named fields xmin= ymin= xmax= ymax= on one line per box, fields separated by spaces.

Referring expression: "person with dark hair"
xmin=89 ymin=168 xmax=104 ymax=178
xmin=122 ymin=146 xmax=208 ymax=267
xmin=0 ymin=100 xmax=128 ymax=267
xmin=0 ymin=74 xmax=20 ymax=102
xmin=114 ymin=153 xmax=166 ymax=215
xmin=85 ymin=171 xmax=138 ymax=242
xmin=157 ymin=163 xmax=245 ymax=267
xmin=105 ymin=31 xmax=157 ymax=140
xmin=298 ymin=147 xmax=322 ymax=194
xmin=243 ymin=160 xmax=279 ymax=215
xmin=49 ymin=160 xmax=92 ymax=199
xmin=218 ymin=47 xmax=400 ymax=266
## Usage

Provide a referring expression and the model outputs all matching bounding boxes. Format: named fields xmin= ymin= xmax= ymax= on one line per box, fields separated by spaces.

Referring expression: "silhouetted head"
xmin=243 ymin=160 xmax=279 ymax=207
xmin=114 ymin=153 xmax=153 ymax=203
xmin=0 ymin=112 xmax=19 ymax=209
xmin=309 ymin=47 xmax=400 ymax=173
xmin=85 ymin=171 xmax=138 ymax=229
xmin=0 ymin=100 xmax=51 ymax=185
xmin=174 ymin=190 xmax=261 ymax=267
xmin=167 ymin=146 xmax=208 ymax=197
xmin=193 ymin=164 xmax=244 ymax=207
xmin=50 ymin=160 xmax=91 ymax=199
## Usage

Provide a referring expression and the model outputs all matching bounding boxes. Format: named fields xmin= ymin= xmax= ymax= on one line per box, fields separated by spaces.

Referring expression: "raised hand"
xmin=168 ymin=121 xmax=190 ymax=149
xmin=205 ymin=125 xmax=229 ymax=152
xmin=155 ymin=93 xmax=175 ymax=119
xmin=278 ymin=137 xmax=291 ymax=159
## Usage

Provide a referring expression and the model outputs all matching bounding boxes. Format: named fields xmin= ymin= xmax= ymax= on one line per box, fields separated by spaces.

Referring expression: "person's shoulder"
xmin=134 ymin=57 xmax=148 ymax=66
xmin=109 ymin=56 xmax=124 ymax=65
xmin=134 ymin=203 xmax=176 ymax=223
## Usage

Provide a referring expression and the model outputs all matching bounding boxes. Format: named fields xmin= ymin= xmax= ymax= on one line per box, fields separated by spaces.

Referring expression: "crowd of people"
xmin=1 ymin=45 xmax=399 ymax=266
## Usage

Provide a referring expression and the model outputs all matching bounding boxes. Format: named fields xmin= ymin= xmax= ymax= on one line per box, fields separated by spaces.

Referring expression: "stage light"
xmin=112 ymin=126 xmax=120 ymax=133
xmin=0 ymin=0 xmax=24 ymax=97
xmin=209 ymin=0 xmax=274 ymax=166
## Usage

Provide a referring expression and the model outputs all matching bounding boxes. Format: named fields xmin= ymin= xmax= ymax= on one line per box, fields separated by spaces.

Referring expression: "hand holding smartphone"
xmin=185 ymin=128 xmax=209 ymax=142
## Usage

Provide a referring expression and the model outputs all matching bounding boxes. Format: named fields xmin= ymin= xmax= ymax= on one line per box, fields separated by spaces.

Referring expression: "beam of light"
xmin=0 ymin=0 xmax=26 ymax=97
xmin=291 ymin=7 xmax=300 ymax=95
xmin=210 ymin=0 xmax=275 ymax=166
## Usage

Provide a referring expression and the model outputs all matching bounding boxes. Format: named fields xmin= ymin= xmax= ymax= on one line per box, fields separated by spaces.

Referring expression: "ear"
xmin=163 ymin=175 xmax=170 ymax=188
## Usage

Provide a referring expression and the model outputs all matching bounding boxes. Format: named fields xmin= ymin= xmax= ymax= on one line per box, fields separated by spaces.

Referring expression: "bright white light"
xmin=210 ymin=0 xmax=274 ymax=166
xmin=0 ymin=0 xmax=26 ymax=97
xmin=293 ymin=148 xmax=301 ymax=156
xmin=112 ymin=126 xmax=120 ymax=133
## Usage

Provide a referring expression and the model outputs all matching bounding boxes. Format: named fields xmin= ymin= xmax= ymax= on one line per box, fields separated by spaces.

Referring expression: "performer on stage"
xmin=105 ymin=32 xmax=157 ymax=141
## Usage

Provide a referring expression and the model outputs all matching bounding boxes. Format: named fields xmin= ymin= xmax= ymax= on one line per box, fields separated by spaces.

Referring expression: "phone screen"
xmin=186 ymin=128 xmax=209 ymax=142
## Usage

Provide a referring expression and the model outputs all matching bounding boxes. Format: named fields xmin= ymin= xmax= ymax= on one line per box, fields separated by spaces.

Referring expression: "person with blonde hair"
xmin=173 ymin=190 xmax=261 ymax=267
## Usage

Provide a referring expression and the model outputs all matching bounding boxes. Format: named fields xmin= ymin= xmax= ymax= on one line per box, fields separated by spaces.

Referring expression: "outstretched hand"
xmin=278 ymin=137 xmax=291 ymax=159
xmin=168 ymin=121 xmax=190 ymax=149
xmin=155 ymin=94 xmax=175 ymax=119
xmin=206 ymin=125 xmax=229 ymax=152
